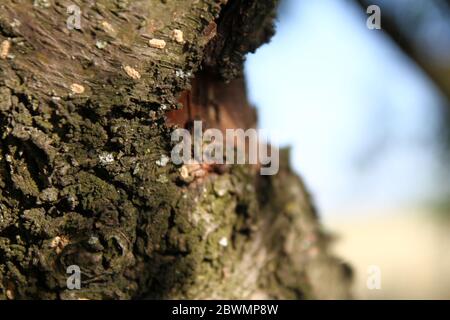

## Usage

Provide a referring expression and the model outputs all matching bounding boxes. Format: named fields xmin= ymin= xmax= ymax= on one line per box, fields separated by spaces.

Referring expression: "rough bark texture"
xmin=0 ymin=0 xmax=352 ymax=299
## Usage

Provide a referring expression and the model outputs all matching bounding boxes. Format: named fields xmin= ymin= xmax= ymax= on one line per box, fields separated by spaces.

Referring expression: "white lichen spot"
xmin=175 ymin=69 xmax=192 ymax=79
xmin=95 ymin=40 xmax=108 ymax=49
xmin=213 ymin=178 xmax=231 ymax=197
xmin=101 ymin=21 xmax=116 ymax=35
xmin=156 ymin=174 xmax=168 ymax=183
xmin=133 ymin=163 xmax=140 ymax=175
xmin=149 ymin=38 xmax=166 ymax=49
xmin=180 ymin=165 xmax=190 ymax=181
xmin=0 ymin=40 xmax=11 ymax=60
xmin=171 ymin=29 xmax=184 ymax=43
xmin=70 ymin=83 xmax=85 ymax=94
xmin=33 ymin=0 xmax=51 ymax=8
xmin=49 ymin=235 xmax=69 ymax=254
xmin=10 ymin=19 xmax=21 ymax=28
xmin=6 ymin=289 xmax=14 ymax=300
xmin=178 ymin=160 xmax=206 ymax=183
xmin=88 ymin=236 xmax=99 ymax=246
xmin=40 ymin=187 xmax=59 ymax=203
xmin=156 ymin=154 xmax=170 ymax=167
xmin=219 ymin=237 xmax=228 ymax=247
xmin=99 ymin=152 xmax=114 ymax=165
xmin=124 ymin=65 xmax=141 ymax=80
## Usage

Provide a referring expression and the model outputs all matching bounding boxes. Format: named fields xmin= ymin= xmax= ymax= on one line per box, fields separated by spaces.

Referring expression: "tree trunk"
xmin=0 ymin=0 xmax=352 ymax=299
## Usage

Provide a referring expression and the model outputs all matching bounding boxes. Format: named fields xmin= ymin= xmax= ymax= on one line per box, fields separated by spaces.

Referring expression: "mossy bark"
xmin=0 ymin=0 xmax=352 ymax=299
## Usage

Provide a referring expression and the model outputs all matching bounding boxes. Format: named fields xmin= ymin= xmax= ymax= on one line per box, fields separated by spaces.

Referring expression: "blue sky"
xmin=245 ymin=0 xmax=447 ymax=218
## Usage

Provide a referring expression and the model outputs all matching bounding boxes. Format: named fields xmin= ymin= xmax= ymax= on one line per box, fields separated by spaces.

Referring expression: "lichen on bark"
xmin=0 ymin=0 xmax=352 ymax=299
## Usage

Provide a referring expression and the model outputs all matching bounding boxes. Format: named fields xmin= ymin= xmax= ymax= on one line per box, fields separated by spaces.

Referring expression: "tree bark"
xmin=0 ymin=0 xmax=352 ymax=299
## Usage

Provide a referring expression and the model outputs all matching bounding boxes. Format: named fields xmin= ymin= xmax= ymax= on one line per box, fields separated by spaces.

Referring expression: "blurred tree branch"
xmin=356 ymin=0 xmax=450 ymax=103
xmin=356 ymin=0 xmax=450 ymax=151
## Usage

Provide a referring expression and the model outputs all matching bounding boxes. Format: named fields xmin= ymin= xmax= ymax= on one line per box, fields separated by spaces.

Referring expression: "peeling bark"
xmin=0 ymin=0 xmax=352 ymax=300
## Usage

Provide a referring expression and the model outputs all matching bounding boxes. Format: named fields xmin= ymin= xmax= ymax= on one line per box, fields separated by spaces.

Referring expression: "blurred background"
xmin=245 ymin=0 xmax=450 ymax=299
